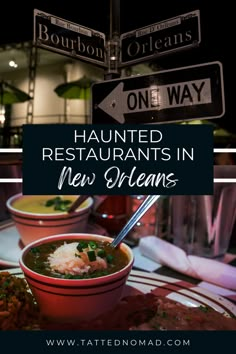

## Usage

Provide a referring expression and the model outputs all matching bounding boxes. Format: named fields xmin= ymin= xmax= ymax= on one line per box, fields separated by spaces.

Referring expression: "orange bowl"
xmin=19 ymin=233 xmax=134 ymax=324
xmin=6 ymin=194 xmax=93 ymax=246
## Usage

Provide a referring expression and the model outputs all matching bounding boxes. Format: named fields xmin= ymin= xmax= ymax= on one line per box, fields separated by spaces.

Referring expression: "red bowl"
xmin=19 ymin=233 xmax=134 ymax=323
xmin=6 ymin=194 xmax=93 ymax=246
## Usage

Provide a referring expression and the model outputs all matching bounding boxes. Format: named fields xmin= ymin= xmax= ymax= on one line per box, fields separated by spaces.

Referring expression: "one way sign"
xmin=92 ymin=61 xmax=225 ymax=124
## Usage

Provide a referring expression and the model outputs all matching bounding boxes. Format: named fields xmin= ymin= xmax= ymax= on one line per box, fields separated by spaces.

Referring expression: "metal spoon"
xmin=110 ymin=195 xmax=161 ymax=248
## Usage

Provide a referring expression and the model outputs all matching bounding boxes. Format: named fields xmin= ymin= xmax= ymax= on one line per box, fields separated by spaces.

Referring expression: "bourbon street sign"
xmin=34 ymin=9 xmax=106 ymax=67
xmin=120 ymin=10 xmax=201 ymax=66
xmin=92 ymin=61 xmax=225 ymax=124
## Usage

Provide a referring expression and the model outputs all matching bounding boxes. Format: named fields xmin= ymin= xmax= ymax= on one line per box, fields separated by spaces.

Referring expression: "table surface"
xmin=1 ymin=218 xmax=236 ymax=305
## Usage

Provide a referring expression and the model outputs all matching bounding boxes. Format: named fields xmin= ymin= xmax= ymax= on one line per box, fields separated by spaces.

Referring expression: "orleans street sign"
xmin=120 ymin=10 xmax=201 ymax=66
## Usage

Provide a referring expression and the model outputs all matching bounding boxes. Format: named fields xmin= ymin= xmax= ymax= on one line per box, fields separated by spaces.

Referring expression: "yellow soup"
xmin=12 ymin=195 xmax=86 ymax=214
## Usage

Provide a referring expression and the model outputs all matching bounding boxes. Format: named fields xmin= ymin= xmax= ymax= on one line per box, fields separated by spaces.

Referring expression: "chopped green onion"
xmin=76 ymin=243 xmax=84 ymax=252
xmin=79 ymin=241 xmax=88 ymax=248
xmin=45 ymin=196 xmax=72 ymax=211
xmin=45 ymin=198 xmax=56 ymax=207
xmin=199 ymin=306 xmax=209 ymax=313
xmin=64 ymin=274 xmax=74 ymax=279
xmin=63 ymin=200 xmax=72 ymax=205
xmin=2 ymin=280 xmax=10 ymax=288
xmin=54 ymin=204 xmax=62 ymax=210
xmin=30 ymin=247 xmax=40 ymax=254
xmin=89 ymin=241 xmax=97 ymax=249
xmin=54 ymin=196 xmax=61 ymax=202
xmin=87 ymin=250 xmax=96 ymax=261
xmin=97 ymin=249 xmax=106 ymax=258
xmin=106 ymin=254 xmax=114 ymax=264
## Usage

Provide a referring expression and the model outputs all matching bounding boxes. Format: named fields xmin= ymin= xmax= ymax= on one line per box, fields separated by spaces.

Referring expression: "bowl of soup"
xmin=6 ymin=194 xmax=93 ymax=246
xmin=19 ymin=233 xmax=134 ymax=324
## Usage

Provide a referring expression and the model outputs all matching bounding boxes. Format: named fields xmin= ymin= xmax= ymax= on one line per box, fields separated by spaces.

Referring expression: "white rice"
xmin=48 ymin=242 xmax=107 ymax=275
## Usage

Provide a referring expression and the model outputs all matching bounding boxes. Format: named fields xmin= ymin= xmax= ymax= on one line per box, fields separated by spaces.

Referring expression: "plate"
xmin=126 ymin=270 xmax=236 ymax=317
xmin=0 ymin=222 xmax=21 ymax=267
xmin=0 ymin=221 xmax=109 ymax=268
xmin=5 ymin=268 xmax=236 ymax=318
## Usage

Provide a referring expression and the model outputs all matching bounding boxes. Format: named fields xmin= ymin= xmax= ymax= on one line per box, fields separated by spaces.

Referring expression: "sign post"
xmin=92 ymin=61 xmax=225 ymax=124
xmin=33 ymin=9 xmax=226 ymax=125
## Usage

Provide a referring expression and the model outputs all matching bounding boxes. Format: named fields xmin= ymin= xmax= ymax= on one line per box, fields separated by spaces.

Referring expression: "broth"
xmin=24 ymin=239 xmax=130 ymax=279
xmin=12 ymin=195 xmax=87 ymax=214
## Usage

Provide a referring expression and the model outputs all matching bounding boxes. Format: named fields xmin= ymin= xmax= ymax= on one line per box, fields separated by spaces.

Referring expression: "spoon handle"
xmin=110 ymin=195 xmax=161 ymax=248
xmin=67 ymin=195 xmax=90 ymax=213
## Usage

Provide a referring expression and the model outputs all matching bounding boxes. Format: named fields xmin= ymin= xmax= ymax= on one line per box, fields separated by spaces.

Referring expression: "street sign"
xmin=92 ymin=61 xmax=225 ymax=124
xmin=120 ymin=10 xmax=201 ymax=66
xmin=34 ymin=9 xmax=106 ymax=68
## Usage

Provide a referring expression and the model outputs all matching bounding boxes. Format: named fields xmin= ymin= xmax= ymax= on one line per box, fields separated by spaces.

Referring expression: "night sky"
xmin=0 ymin=0 xmax=234 ymax=135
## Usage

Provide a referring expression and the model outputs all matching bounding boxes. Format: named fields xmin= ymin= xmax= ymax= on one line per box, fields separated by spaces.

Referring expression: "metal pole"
xmin=104 ymin=0 xmax=121 ymax=80
xmin=110 ymin=0 xmax=120 ymax=39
